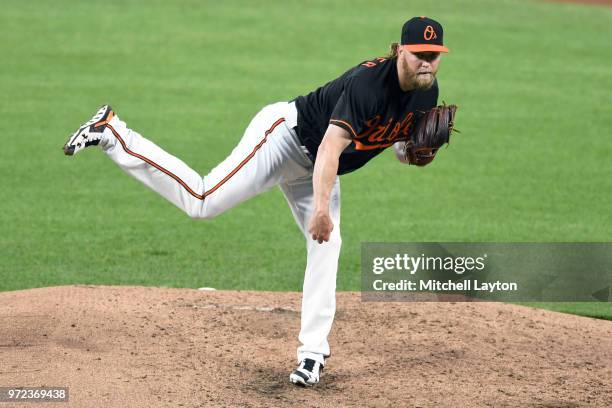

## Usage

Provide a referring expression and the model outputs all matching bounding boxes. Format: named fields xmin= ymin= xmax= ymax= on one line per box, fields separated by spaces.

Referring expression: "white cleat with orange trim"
xmin=63 ymin=105 xmax=114 ymax=156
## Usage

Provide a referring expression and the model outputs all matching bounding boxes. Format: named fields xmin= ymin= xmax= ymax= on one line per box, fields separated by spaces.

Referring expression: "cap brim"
xmin=403 ymin=44 xmax=449 ymax=53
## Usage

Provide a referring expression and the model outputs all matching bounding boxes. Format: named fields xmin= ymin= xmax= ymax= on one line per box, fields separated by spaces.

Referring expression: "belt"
xmin=286 ymin=101 xmax=315 ymax=164
xmin=299 ymin=143 xmax=315 ymax=164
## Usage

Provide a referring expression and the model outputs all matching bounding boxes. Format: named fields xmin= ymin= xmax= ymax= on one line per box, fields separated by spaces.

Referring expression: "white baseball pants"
xmin=101 ymin=102 xmax=340 ymax=365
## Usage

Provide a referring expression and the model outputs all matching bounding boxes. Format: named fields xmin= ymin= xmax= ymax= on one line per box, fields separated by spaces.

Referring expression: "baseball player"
xmin=63 ymin=17 xmax=452 ymax=386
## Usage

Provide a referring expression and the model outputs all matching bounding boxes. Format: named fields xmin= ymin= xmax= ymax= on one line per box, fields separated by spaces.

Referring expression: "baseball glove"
xmin=404 ymin=104 xmax=458 ymax=166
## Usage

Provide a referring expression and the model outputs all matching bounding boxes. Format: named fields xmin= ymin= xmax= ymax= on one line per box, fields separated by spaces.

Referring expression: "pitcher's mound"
xmin=0 ymin=285 xmax=610 ymax=407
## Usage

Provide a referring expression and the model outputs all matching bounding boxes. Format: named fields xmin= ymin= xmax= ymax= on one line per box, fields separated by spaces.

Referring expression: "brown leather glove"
xmin=405 ymin=104 xmax=458 ymax=166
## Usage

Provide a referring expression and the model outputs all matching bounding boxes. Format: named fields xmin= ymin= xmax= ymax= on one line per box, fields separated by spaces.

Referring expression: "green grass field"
xmin=1 ymin=1 xmax=610 ymax=318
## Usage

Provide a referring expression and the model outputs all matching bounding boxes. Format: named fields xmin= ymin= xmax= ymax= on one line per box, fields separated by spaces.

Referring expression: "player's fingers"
xmin=313 ymin=233 xmax=325 ymax=244
xmin=310 ymin=225 xmax=333 ymax=243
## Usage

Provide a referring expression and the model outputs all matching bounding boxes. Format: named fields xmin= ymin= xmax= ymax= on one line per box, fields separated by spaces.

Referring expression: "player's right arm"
xmin=309 ymin=124 xmax=352 ymax=244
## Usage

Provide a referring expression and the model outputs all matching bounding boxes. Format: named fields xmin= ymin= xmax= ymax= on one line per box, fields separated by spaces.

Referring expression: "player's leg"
xmin=199 ymin=103 xmax=309 ymax=219
xmin=64 ymin=103 xmax=304 ymax=219
xmin=280 ymin=176 xmax=341 ymax=386
xmin=93 ymin=106 xmax=208 ymax=217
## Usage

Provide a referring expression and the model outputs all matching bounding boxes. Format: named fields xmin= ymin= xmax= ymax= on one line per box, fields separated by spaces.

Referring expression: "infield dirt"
xmin=0 ymin=285 xmax=610 ymax=407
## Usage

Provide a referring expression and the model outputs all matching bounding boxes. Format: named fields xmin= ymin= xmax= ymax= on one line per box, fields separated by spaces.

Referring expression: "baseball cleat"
xmin=289 ymin=358 xmax=323 ymax=387
xmin=63 ymin=105 xmax=114 ymax=156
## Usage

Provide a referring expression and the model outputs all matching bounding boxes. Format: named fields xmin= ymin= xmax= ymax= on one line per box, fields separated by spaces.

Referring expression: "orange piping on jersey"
xmin=329 ymin=119 xmax=358 ymax=139
xmin=106 ymin=117 xmax=286 ymax=201
xmin=354 ymin=140 xmax=395 ymax=151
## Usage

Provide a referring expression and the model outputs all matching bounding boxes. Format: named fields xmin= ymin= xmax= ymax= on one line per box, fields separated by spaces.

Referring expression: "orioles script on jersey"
xmin=294 ymin=57 xmax=438 ymax=174
xmin=353 ymin=112 xmax=415 ymax=150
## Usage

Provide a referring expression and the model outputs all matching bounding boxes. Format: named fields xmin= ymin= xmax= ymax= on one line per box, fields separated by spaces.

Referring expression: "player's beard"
xmin=399 ymin=59 xmax=437 ymax=91
xmin=413 ymin=70 xmax=436 ymax=90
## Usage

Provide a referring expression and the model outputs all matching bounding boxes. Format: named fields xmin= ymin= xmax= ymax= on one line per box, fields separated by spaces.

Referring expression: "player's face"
xmin=398 ymin=48 xmax=441 ymax=90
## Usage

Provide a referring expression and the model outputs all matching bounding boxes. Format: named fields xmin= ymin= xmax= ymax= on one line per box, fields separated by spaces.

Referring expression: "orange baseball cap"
xmin=401 ymin=16 xmax=449 ymax=53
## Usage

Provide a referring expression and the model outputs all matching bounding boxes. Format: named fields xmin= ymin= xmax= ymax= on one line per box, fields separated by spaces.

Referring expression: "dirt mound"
xmin=0 ymin=286 xmax=610 ymax=407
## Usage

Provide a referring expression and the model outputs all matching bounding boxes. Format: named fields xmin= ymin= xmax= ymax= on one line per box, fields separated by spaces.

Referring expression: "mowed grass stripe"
xmin=0 ymin=0 xmax=610 ymax=317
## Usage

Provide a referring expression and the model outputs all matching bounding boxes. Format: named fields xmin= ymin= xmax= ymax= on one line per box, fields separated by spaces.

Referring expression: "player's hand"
xmin=308 ymin=210 xmax=334 ymax=244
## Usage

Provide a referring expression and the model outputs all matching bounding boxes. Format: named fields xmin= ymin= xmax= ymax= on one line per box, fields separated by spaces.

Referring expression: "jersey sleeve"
xmin=329 ymin=76 xmax=377 ymax=139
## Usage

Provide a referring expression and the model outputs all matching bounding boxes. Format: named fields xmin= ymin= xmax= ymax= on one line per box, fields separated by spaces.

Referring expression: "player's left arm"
xmin=309 ymin=125 xmax=352 ymax=244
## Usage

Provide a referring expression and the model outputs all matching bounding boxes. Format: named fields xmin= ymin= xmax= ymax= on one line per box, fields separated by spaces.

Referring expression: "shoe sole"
xmin=289 ymin=373 xmax=316 ymax=387
xmin=63 ymin=105 xmax=113 ymax=156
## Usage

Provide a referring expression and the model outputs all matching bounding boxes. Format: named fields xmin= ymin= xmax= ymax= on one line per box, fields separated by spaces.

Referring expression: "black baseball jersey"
xmin=294 ymin=57 xmax=438 ymax=175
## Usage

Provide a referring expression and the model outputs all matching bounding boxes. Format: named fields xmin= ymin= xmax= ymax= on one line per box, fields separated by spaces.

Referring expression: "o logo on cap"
xmin=424 ymin=25 xmax=437 ymax=41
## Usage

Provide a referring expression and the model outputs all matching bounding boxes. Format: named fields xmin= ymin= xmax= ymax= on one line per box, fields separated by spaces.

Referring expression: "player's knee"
xmin=188 ymin=211 xmax=214 ymax=220
xmin=185 ymin=204 xmax=215 ymax=220
xmin=187 ymin=211 xmax=204 ymax=220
